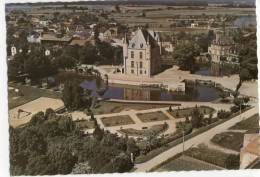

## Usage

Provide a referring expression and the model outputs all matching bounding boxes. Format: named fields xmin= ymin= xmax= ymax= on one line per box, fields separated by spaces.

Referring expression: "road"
xmin=134 ymin=106 xmax=259 ymax=172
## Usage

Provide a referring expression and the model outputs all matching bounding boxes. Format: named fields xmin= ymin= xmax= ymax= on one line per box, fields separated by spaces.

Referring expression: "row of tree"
xmin=10 ymin=109 xmax=139 ymax=175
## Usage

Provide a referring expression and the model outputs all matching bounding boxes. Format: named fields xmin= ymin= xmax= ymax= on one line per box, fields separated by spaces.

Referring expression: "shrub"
xmin=217 ymin=110 xmax=231 ymax=119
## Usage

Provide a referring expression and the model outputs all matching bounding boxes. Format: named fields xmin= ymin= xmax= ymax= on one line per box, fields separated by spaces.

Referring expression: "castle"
xmin=122 ymin=29 xmax=162 ymax=77
xmin=208 ymin=31 xmax=238 ymax=75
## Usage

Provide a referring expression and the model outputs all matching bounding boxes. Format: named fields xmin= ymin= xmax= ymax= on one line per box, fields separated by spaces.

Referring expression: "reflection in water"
xmin=80 ymin=79 xmax=220 ymax=102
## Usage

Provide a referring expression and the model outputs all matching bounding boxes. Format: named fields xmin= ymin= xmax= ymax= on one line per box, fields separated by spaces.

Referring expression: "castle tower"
xmin=122 ymin=28 xmax=161 ymax=77
xmin=122 ymin=33 xmax=128 ymax=74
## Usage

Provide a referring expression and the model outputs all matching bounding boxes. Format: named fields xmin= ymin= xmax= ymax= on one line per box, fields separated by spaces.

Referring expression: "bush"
xmin=217 ymin=110 xmax=231 ymax=119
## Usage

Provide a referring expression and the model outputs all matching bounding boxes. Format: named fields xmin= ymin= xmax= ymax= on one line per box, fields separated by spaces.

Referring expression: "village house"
xmin=240 ymin=134 xmax=260 ymax=169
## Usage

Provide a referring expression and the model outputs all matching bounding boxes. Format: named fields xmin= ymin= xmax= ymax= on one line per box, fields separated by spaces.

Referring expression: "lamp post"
xmin=182 ymin=125 xmax=185 ymax=156
xmin=240 ymin=99 xmax=244 ymax=120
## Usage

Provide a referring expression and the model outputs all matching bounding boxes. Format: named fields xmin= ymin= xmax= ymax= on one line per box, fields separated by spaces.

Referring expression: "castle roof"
xmin=128 ymin=29 xmax=160 ymax=49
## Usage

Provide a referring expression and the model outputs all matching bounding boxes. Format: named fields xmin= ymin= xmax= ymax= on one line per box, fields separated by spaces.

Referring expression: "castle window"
xmin=131 ymin=69 xmax=134 ymax=74
xmin=139 ymin=52 xmax=143 ymax=59
xmin=140 ymin=70 xmax=142 ymax=74
xmin=131 ymin=61 xmax=134 ymax=68
xmin=140 ymin=61 xmax=143 ymax=68
xmin=131 ymin=51 xmax=134 ymax=58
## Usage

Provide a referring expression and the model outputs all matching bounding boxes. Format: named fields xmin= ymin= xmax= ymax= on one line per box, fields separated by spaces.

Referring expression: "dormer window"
xmin=132 ymin=43 xmax=135 ymax=48
xmin=140 ymin=43 xmax=143 ymax=48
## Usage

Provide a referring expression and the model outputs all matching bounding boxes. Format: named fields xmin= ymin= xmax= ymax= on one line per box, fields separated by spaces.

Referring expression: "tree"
xmin=62 ymin=79 xmax=88 ymax=110
xmin=79 ymin=43 xmax=99 ymax=64
xmin=93 ymin=125 xmax=104 ymax=141
xmin=191 ymin=106 xmax=204 ymax=128
xmin=126 ymin=138 xmax=140 ymax=156
xmin=235 ymin=33 xmax=257 ymax=95
xmin=173 ymin=42 xmax=201 ymax=72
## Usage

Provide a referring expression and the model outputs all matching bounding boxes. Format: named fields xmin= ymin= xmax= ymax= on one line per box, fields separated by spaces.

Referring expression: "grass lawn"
xmin=75 ymin=120 xmax=96 ymax=129
xmin=8 ymin=83 xmax=61 ymax=109
xmin=101 ymin=115 xmax=135 ymax=127
xmin=211 ymin=132 xmax=244 ymax=151
xmin=137 ymin=111 xmax=169 ymax=122
xmin=185 ymin=144 xmax=240 ymax=169
xmin=93 ymin=102 xmax=174 ymax=115
xmin=230 ymin=114 xmax=259 ymax=130
xmin=118 ymin=123 xmax=168 ymax=137
xmin=167 ymin=106 xmax=214 ymax=118
xmin=154 ymin=155 xmax=222 ymax=172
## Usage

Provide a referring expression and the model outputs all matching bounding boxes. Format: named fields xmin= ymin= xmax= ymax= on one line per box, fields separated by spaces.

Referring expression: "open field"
xmin=118 ymin=123 xmax=168 ymax=137
xmin=230 ymin=114 xmax=259 ymax=130
xmin=93 ymin=101 xmax=172 ymax=114
xmin=167 ymin=106 xmax=214 ymax=118
xmin=8 ymin=83 xmax=61 ymax=109
xmin=185 ymin=144 xmax=240 ymax=169
xmin=211 ymin=132 xmax=244 ymax=151
xmin=101 ymin=115 xmax=135 ymax=127
xmin=137 ymin=111 xmax=169 ymax=122
xmin=155 ymin=155 xmax=223 ymax=171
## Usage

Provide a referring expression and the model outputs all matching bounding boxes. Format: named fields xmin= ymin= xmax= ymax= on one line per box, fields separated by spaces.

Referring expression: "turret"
xmin=123 ymin=33 xmax=128 ymax=74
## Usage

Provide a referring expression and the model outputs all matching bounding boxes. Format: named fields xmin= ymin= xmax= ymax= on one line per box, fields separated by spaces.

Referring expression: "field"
xmin=185 ymin=144 xmax=240 ymax=169
xmin=211 ymin=132 xmax=244 ymax=151
xmin=167 ymin=106 xmax=214 ymax=118
xmin=230 ymin=114 xmax=259 ymax=131
xmin=101 ymin=115 xmax=135 ymax=127
xmin=8 ymin=83 xmax=61 ymax=109
xmin=155 ymin=155 xmax=222 ymax=171
xmin=93 ymin=101 xmax=173 ymax=115
xmin=118 ymin=123 xmax=168 ymax=137
xmin=137 ymin=111 xmax=169 ymax=122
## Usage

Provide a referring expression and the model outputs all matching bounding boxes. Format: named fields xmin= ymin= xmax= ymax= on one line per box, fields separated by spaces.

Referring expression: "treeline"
xmin=8 ymin=40 xmax=122 ymax=82
xmin=10 ymin=109 xmax=139 ymax=175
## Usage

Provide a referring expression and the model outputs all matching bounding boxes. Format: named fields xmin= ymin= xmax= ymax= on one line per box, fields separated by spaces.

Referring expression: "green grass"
xmin=137 ymin=111 xmax=169 ymax=122
xmin=118 ymin=123 xmax=168 ymax=137
xmin=93 ymin=101 xmax=174 ymax=115
xmin=101 ymin=115 xmax=135 ymax=127
xmin=211 ymin=132 xmax=244 ymax=151
xmin=8 ymin=83 xmax=61 ymax=109
xmin=167 ymin=106 xmax=214 ymax=118
xmin=154 ymin=155 xmax=222 ymax=172
xmin=230 ymin=114 xmax=259 ymax=130
xmin=185 ymin=144 xmax=240 ymax=169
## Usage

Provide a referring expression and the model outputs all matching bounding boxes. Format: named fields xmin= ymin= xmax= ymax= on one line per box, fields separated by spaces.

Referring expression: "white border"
xmin=0 ymin=0 xmax=259 ymax=177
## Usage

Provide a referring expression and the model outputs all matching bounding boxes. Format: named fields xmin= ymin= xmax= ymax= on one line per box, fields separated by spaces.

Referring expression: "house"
xmin=208 ymin=31 xmax=239 ymax=75
xmin=191 ymin=22 xmax=199 ymax=28
xmin=40 ymin=32 xmax=72 ymax=45
xmin=103 ymin=27 xmax=118 ymax=40
xmin=27 ymin=32 xmax=41 ymax=43
xmin=161 ymin=41 xmax=174 ymax=53
xmin=122 ymin=28 xmax=162 ymax=77
xmin=240 ymin=134 xmax=260 ymax=169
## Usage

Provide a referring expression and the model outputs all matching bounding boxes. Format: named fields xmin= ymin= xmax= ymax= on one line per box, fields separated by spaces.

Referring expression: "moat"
xmin=80 ymin=79 xmax=220 ymax=102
